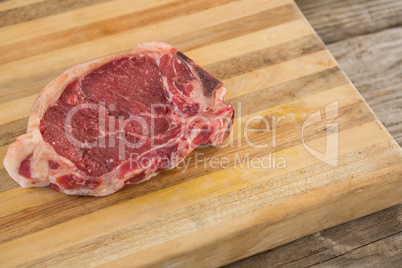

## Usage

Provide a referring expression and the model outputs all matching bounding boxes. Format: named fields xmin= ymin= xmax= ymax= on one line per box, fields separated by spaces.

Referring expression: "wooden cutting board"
xmin=0 ymin=0 xmax=401 ymax=267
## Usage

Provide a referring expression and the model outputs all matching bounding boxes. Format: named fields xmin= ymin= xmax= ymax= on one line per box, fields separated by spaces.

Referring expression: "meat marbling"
xmin=4 ymin=42 xmax=234 ymax=196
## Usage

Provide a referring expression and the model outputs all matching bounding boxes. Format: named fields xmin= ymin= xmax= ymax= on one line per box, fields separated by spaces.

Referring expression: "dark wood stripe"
xmin=206 ymin=35 xmax=325 ymax=80
xmin=0 ymin=71 xmax=59 ymax=104
xmin=0 ymin=0 xmax=111 ymax=27
xmin=0 ymin=98 xmax=376 ymax=243
xmin=0 ymin=0 xmax=235 ymax=65
xmin=0 ymin=118 xmax=28 ymax=147
xmin=0 ymin=169 xmax=19 ymax=193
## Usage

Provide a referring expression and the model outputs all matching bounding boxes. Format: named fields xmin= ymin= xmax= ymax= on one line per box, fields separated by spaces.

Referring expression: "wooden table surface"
xmin=229 ymin=0 xmax=402 ymax=267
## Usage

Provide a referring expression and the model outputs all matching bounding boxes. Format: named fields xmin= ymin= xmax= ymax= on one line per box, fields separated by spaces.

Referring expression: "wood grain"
xmin=328 ymin=27 xmax=402 ymax=146
xmin=295 ymin=0 xmax=402 ymax=44
xmin=0 ymin=0 xmax=401 ymax=267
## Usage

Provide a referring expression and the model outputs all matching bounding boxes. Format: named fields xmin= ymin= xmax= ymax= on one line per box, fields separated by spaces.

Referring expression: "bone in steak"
xmin=4 ymin=42 xmax=234 ymax=196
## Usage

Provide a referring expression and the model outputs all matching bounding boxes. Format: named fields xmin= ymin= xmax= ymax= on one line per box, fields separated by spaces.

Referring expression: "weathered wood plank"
xmin=328 ymin=27 xmax=402 ymax=146
xmin=295 ymin=0 xmax=402 ymax=43
xmin=226 ymin=205 xmax=402 ymax=267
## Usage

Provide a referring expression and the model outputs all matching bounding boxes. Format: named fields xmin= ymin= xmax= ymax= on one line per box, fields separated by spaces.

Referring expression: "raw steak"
xmin=4 ymin=42 xmax=234 ymax=196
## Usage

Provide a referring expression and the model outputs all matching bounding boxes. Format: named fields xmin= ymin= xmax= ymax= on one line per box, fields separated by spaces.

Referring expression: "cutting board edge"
xmin=100 ymin=161 xmax=402 ymax=267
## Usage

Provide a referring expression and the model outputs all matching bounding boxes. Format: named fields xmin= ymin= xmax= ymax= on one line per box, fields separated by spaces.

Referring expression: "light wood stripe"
xmin=0 ymin=121 xmax=397 ymax=267
xmin=0 ymin=187 xmax=62 ymax=218
xmin=0 ymin=95 xmax=36 ymax=126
